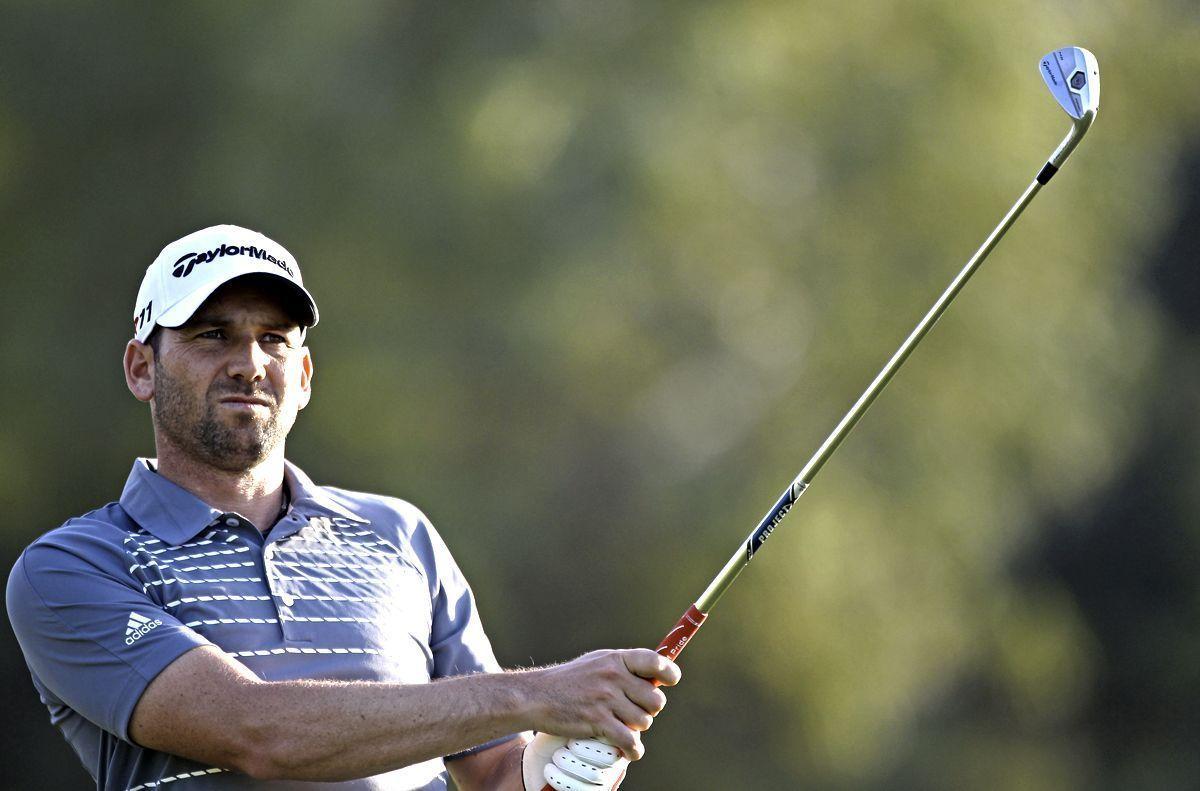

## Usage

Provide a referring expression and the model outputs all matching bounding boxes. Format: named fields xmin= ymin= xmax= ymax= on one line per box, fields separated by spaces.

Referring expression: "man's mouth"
xmin=218 ymin=395 xmax=272 ymax=408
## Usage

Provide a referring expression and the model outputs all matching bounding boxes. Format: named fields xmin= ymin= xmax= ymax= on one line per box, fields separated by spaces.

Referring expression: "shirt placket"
xmin=262 ymin=514 xmax=308 ymax=643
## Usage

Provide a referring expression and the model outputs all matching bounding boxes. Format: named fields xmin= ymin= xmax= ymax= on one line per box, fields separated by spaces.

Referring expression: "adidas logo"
xmin=125 ymin=611 xmax=163 ymax=646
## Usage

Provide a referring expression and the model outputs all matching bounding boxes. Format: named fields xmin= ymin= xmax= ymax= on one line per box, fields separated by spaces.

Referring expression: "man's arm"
xmin=130 ymin=643 xmax=678 ymax=783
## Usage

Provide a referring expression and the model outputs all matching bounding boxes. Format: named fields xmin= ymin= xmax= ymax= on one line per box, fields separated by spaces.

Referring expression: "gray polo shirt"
xmin=6 ymin=459 xmax=517 ymax=790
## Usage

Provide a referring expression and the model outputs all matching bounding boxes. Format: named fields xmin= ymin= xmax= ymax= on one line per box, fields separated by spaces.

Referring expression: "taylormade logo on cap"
xmin=132 ymin=224 xmax=319 ymax=343
xmin=172 ymin=243 xmax=295 ymax=279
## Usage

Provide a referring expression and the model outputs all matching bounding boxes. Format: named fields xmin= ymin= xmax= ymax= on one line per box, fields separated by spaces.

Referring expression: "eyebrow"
xmin=182 ymin=314 xmax=300 ymax=332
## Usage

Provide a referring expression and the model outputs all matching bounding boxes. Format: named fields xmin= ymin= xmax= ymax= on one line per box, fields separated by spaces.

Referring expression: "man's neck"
xmin=153 ymin=441 xmax=288 ymax=533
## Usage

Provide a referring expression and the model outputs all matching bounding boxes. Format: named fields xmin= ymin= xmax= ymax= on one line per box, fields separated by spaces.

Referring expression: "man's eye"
xmin=199 ymin=329 xmax=224 ymax=339
xmin=263 ymin=334 xmax=288 ymax=345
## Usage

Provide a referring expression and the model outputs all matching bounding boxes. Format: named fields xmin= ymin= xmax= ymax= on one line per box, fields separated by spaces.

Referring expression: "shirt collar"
xmin=282 ymin=460 xmax=369 ymax=525
xmin=119 ymin=458 xmax=367 ymax=546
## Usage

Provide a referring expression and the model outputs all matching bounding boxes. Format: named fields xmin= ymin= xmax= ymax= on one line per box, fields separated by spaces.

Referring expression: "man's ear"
xmin=297 ymin=347 xmax=314 ymax=411
xmin=124 ymin=339 xmax=155 ymax=403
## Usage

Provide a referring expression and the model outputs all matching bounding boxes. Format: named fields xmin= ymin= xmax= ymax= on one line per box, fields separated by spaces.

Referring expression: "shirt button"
xmin=224 ymin=517 xmax=239 ymax=527
xmin=280 ymin=594 xmax=295 ymax=607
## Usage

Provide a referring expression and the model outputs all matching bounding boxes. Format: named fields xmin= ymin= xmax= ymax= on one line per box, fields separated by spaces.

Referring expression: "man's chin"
xmin=194 ymin=424 xmax=281 ymax=470
xmin=203 ymin=444 xmax=275 ymax=472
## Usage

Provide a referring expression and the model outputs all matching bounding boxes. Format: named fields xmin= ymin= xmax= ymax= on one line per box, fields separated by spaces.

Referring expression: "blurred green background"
xmin=2 ymin=2 xmax=1198 ymax=788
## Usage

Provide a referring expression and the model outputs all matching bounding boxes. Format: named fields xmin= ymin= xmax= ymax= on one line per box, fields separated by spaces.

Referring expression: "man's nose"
xmin=225 ymin=339 xmax=270 ymax=381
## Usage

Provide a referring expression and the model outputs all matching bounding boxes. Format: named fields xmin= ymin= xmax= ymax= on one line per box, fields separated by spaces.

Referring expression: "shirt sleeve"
xmin=418 ymin=517 xmax=503 ymax=680
xmin=6 ymin=532 xmax=212 ymax=743
xmin=406 ymin=509 xmax=522 ymax=759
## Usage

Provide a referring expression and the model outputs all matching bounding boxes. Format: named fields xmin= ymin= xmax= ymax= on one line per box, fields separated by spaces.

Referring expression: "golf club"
xmin=540 ymin=45 xmax=1099 ymax=791
xmin=652 ymin=46 xmax=1100 ymax=663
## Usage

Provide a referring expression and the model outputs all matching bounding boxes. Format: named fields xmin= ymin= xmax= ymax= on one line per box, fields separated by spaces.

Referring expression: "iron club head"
xmin=1038 ymin=47 xmax=1099 ymax=174
xmin=1040 ymin=46 xmax=1100 ymax=123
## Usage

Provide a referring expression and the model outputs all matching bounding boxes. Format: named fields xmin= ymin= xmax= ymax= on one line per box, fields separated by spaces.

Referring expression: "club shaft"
xmin=691 ymin=131 xmax=1080 ymax=616
xmin=556 ymin=180 xmax=1051 ymax=789
xmin=554 ymin=120 xmax=1088 ymax=791
xmin=627 ymin=78 xmax=1094 ymax=787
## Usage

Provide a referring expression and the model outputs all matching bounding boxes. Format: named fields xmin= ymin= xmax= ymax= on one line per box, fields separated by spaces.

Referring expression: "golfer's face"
xmin=152 ymin=279 xmax=311 ymax=470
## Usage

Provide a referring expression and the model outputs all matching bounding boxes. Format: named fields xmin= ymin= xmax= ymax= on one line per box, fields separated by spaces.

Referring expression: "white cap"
xmin=132 ymin=224 xmax=319 ymax=343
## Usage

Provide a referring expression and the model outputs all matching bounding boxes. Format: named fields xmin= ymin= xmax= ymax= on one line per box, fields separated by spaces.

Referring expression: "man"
xmin=6 ymin=225 xmax=680 ymax=790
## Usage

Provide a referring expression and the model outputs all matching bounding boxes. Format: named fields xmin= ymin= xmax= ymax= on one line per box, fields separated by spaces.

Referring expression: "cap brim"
xmin=154 ymin=272 xmax=319 ymax=334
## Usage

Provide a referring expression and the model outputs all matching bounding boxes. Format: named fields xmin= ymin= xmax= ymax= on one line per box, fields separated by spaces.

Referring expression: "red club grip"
xmin=539 ymin=605 xmax=708 ymax=791
xmin=654 ymin=603 xmax=707 ymax=664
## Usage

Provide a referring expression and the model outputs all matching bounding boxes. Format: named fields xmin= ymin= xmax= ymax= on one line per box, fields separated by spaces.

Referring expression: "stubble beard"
xmin=152 ymin=359 xmax=291 ymax=473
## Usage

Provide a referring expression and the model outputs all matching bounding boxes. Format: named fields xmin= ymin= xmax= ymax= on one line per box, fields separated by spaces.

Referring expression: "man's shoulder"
xmin=23 ymin=502 xmax=141 ymax=553
xmin=10 ymin=503 xmax=143 ymax=590
xmin=314 ymin=482 xmax=421 ymax=513
xmin=312 ymin=483 xmax=431 ymax=534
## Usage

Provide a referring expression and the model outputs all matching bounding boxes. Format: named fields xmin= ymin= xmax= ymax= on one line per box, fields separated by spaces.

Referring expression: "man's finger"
xmin=620 ymin=649 xmax=681 ymax=686
xmin=610 ymin=697 xmax=654 ymax=732
xmin=623 ymin=679 xmax=667 ymax=717
xmin=601 ymin=722 xmax=642 ymax=761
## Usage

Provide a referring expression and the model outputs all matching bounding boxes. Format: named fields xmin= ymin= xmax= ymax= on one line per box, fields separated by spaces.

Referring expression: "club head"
xmin=1040 ymin=47 xmax=1100 ymax=123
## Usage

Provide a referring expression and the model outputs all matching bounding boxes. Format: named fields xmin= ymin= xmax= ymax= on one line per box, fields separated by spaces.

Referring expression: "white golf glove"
xmin=522 ymin=732 xmax=629 ymax=791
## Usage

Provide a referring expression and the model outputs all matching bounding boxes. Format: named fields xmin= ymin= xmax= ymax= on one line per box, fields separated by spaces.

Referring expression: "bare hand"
xmin=524 ymin=649 xmax=681 ymax=760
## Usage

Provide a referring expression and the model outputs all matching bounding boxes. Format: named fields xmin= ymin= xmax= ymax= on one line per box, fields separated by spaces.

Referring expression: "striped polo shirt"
xmin=6 ymin=458 xmax=516 ymax=790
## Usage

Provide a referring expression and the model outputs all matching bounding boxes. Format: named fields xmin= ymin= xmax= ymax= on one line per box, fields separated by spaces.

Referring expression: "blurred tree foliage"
xmin=1 ymin=2 xmax=1198 ymax=788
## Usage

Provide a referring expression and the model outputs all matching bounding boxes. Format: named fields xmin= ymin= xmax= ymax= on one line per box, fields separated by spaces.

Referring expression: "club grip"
xmin=538 ymin=605 xmax=708 ymax=790
xmin=654 ymin=603 xmax=708 ymax=664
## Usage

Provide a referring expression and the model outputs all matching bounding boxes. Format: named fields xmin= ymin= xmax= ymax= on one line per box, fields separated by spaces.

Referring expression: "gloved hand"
xmin=523 ymin=733 xmax=628 ymax=791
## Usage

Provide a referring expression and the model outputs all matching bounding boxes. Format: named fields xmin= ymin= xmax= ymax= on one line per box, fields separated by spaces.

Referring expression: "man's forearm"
xmin=235 ymin=671 xmax=533 ymax=781
xmin=130 ymin=644 xmax=677 ymax=784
